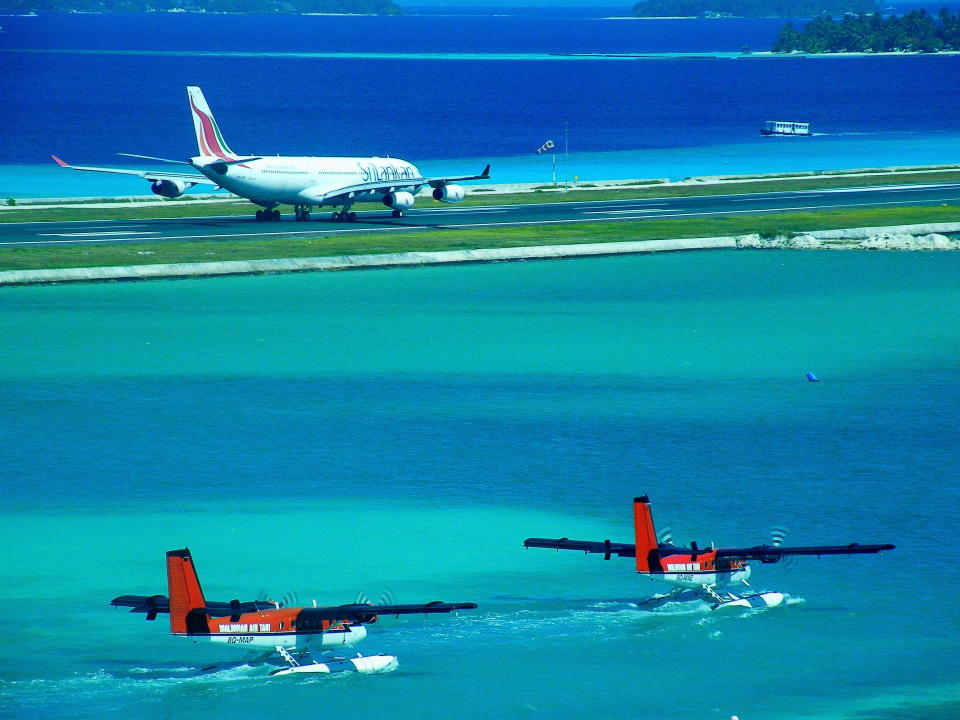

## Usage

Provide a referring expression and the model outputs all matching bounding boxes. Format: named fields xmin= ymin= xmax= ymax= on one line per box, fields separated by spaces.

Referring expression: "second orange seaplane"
xmin=524 ymin=495 xmax=895 ymax=610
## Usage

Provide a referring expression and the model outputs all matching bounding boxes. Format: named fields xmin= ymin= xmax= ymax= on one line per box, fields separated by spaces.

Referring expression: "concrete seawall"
xmin=0 ymin=237 xmax=737 ymax=286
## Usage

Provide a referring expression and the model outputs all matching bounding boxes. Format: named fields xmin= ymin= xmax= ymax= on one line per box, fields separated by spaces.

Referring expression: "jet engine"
xmin=382 ymin=191 xmax=415 ymax=210
xmin=432 ymin=184 xmax=465 ymax=204
xmin=151 ymin=179 xmax=188 ymax=199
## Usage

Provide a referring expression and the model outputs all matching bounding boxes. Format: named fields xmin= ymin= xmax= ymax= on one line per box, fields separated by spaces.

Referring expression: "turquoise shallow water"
xmin=1 ymin=251 xmax=959 ymax=719
xmin=5 ymin=132 xmax=960 ymax=197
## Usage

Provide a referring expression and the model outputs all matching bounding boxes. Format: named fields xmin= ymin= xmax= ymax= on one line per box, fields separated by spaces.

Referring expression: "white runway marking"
xmin=424 ymin=207 xmax=508 ymax=213
xmin=38 ymin=231 xmax=162 ymax=237
xmin=583 ymin=208 xmax=671 ymax=215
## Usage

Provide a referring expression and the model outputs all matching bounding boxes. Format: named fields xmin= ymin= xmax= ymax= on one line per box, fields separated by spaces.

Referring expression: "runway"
xmin=2 ymin=182 xmax=959 ymax=247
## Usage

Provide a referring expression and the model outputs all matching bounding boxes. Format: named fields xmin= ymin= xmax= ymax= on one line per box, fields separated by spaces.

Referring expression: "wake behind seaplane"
xmin=524 ymin=495 xmax=894 ymax=610
xmin=53 ymin=85 xmax=490 ymax=223
xmin=111 ymin=548 xmax=477 ymax=676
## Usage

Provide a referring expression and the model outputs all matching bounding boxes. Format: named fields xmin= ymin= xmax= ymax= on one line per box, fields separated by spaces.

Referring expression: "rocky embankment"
xmin=737 ymin=223 xmax=960 ymax=250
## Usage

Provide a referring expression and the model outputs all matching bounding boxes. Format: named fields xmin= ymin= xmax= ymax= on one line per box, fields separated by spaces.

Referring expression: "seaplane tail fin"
xmin=633 ymin=495 xmax=660 ymax=573
xmin=186 ymin=85 xmax=237 ymax=160
xmin=166 ymin=548 xmax=207 ymax=634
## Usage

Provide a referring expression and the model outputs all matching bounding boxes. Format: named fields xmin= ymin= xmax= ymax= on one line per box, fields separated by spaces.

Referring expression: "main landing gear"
xmin=295 ymin=205 xmax=311 ymax=222
xmin=331 ymin=210 xmax=358 ymax=223
xmin=255 ymin=209 xmax=281 ymax=222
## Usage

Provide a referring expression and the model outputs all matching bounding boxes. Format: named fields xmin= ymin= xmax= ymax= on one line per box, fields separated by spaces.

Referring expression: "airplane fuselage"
xmin=654 ymin=565 xmax=752 ymax=589
xmin=648 ymin=547 xmax=752 ymax=589
xmin=193 ymin=155 xmax=423 ymax=207
xmin=182 ymin=606 xmax=369 ymax=651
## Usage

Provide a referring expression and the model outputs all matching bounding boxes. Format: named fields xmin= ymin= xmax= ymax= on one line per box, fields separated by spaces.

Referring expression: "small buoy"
xmin=806 ymin=372 xmax=820 ymax=382
xmin=731 ymin=715 xmax=740 ymax=720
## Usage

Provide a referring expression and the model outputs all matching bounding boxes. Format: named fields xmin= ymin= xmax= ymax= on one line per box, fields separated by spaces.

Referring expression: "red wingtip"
xmin=51 ymin=155 xmax=69 ymax=167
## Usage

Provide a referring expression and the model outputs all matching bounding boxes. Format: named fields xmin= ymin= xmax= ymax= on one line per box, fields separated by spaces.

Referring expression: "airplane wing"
xmin=301 ymin=601 xmax=478 ymax=623
xmin=296 ymin=178 xmax=429 ymax=205
xmin=111 ymin=595 xmax=476 ymax=622
xmin=296 ymin=165 xmax=491 ymax=205
xmin=111 ymin=594 xmax=170 ymax=620
xmin=424 ymin=164 xmax=491 ymax=188
xmin=51 ymin=155 xmax=218 ymax=186
xmin=524 ymin=537 xmax=637 ymax=558
xmin=111 ymin=594 xmax=280 ymax=619
xmin=715 ymin=543 xmax=895 ymax=563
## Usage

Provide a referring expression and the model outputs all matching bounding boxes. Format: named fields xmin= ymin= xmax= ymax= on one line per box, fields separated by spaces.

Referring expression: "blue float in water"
xmin=806 ymin=372 xmax=820 ymax=382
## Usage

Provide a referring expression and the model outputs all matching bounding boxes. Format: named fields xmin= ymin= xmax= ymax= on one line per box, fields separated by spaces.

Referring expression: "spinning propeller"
xmin=355 ymin=589 xmax=398 ymax=607
xmin=257 ymin=589 xmax=299 ymax=609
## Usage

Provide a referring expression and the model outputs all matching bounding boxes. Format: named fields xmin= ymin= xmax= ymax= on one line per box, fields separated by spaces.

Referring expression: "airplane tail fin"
xmin=166 ymin=548 xmax=207 ymax=634
xmin=633 ymin=496 xmax=660 ymax=573
xmin=186 ymin=86 xmax=237 ymax=160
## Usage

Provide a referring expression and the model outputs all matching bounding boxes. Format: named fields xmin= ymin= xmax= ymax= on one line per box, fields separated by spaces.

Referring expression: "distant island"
xmin=632 ymin=0 xmax=878 ymax=18
xmin=772 ymin=9 xmax=960 ymax=52
xmin=0 ymin=0 xmax=400 ymax=14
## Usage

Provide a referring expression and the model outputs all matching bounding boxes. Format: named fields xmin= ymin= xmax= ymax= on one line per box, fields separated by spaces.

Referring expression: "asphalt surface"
xmin=2 ymin=182 xmax=959 ymax=247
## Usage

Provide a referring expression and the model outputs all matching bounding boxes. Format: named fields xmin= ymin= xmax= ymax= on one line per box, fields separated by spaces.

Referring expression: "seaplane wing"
xmin=111 ymin=594 xmax=280 ymax=619
xmin=296 ymin=602 xmax=478 ymax=623
xmin=715 ymin=543 xmax=896 ymax=563
xmin=51 ymin=155 xmax=217 ymax=186
xmin=296 ymin=164 xmax=490 ymax=206
xmin=111 ymin=595 xmax=476 ymax=622
xmin=524 ymin=537 xmax=637 ymax=558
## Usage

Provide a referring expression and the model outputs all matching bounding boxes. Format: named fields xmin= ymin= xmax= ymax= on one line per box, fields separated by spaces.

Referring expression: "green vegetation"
xmin=0 ymin=0 xmax=400 ymax=15
xmin=632 ymin=0 xmax=877 ymax=19
xmin=772 ymin=9 xmax=960 ymax=52
xmin=1 ymin=204 xmax=957 ymax=273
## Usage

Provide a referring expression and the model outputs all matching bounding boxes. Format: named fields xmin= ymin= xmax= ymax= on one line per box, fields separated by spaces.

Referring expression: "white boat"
xmin=760 ymin=121 xmax=811 ymax=136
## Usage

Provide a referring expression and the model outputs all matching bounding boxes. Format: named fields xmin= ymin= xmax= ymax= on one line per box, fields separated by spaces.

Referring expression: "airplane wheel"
xmin=331 ymin=211 xmax=341 ymax=222
xmin=392 ymin=209 xmax=402 ymax=218
xmin=348 ymin=212 xmax=357 ymax=222
xmin=302 ymin=211 xmax=310 ymax=221
xmin=272 ymin=210 xmax=281 ymax=221
xmin=255 ymin=210 xmax=264 ymax=221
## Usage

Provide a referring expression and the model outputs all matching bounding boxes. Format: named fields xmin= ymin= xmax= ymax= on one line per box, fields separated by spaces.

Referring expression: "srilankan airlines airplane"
xmin=52 ymin=85 xmax=490 ymax=223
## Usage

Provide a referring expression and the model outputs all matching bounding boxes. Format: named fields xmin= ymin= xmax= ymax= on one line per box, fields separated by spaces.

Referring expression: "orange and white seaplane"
xmin=524 ymin=495 xmax=895 ymax=610
xmin=111 ymin=548 xmax=477 ymax=676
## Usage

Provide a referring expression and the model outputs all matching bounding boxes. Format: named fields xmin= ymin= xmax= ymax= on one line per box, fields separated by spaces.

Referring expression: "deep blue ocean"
xmin=1 ymin=8 xmax=960 ymax=196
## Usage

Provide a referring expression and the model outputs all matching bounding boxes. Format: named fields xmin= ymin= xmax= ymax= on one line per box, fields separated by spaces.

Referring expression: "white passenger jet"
xmin=53 ymin=86 xmax=490 ymax=222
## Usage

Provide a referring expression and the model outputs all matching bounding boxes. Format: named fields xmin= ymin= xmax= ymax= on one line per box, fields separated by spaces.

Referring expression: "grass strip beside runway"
xmin=0 ymin=204 xmax=958 ymax=272
xmin=3 ymin=169 xmax=960 ymax=224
